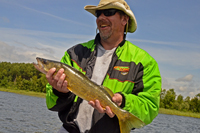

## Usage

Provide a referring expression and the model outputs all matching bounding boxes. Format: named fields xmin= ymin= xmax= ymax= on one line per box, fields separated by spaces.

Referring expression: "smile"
xmin=101 ymin=24 xmax=108 ymax=27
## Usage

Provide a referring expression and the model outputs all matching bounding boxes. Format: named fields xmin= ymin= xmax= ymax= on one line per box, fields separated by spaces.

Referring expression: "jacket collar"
xmin=94 ymin=33 xmax=126 ymax=48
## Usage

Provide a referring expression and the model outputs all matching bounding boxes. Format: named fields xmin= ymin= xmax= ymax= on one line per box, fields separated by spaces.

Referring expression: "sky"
xmin=0 ymin=0 xmax=200 ymax=98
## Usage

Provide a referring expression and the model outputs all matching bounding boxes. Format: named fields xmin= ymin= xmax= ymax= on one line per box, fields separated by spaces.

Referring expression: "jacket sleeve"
xmin=122 ymin=54 xmax=161 ymax=125
xmin=46 ymin=51 xmax=76 ymax=111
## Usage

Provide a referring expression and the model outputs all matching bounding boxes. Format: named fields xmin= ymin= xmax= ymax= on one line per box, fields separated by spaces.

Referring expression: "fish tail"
xmin=118 ymin=111 xmax=145 ymax=133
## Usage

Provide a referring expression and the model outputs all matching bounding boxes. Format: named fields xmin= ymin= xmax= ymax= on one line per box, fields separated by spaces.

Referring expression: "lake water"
xmin=0 ymin=91 xmax=200 ymax=133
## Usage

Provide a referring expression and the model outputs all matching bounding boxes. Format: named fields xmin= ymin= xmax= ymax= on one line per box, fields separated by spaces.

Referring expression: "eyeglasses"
xmin=95 ymin=9 xmax=119 ymax=18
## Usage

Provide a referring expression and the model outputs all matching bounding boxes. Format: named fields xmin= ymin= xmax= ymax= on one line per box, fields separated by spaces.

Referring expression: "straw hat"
xmin=84 ymin=0 xmax=137 ymax=33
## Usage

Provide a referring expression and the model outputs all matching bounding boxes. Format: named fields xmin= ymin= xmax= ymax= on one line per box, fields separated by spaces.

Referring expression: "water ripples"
xmin=0 ymin=91 xmax=200 ymax=133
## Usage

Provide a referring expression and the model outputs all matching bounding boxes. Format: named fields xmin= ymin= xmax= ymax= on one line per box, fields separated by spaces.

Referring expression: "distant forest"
xmin=0 ymin=62 xmax=200 ymax=113
xmin=0 ymin=62 xmax=47 ymax=93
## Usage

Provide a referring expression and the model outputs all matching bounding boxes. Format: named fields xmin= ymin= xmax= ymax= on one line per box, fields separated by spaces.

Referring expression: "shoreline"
xmin=159 ymin=108 xmax=200 ymax=119
xmin=1 ymin=88 xmax=200 ymax=119
xmin=0 ymin=88 xmax=46 ymax=98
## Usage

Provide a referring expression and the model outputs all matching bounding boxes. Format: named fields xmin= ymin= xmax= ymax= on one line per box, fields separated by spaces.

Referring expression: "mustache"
xmin=97 ymin=20 xmax=111 ymax=26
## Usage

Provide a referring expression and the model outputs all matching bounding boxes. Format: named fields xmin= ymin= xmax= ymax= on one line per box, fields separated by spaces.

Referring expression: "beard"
xmin=99 ymin=28 xmax=113 ymax=41
xmin=98 ymin=20 xmax=113 ymax=40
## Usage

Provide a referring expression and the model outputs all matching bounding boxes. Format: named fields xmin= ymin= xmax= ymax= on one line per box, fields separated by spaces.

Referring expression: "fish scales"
xmin=61 ymin=62 xmax=113 ymax=105
xmin=33 ymin=57 xmax=145 ymax=133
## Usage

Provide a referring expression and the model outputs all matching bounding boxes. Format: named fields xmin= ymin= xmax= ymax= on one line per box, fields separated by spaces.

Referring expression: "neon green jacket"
xmin=46 ymin=34 xmax=161 ymax=132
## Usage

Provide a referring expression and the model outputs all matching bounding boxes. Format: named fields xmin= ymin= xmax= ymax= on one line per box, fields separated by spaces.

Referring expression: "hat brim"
xmin=84 ymin=2 xmax=137 ymax=33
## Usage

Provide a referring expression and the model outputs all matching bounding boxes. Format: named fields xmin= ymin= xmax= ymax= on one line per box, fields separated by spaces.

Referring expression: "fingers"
xmin=88 ymin=93 xmax=123 ymax=118
xmin=62 ymin=80 xmax=68 ymax=93
xmin=112 ymin=93 xmax=122 ymax=107
xmin=95 ymin=100 xmax=105 ymax=113
xmin=46 ymin=68 xmax=69 ymax=93
xmin=88 ymin=100 xmax=115 ymax=118
xmin=88 ymin=101 xmax=95 ymax=107
xmin=46 ymin=67 xmax=56 ymax=83
xmin=57 ymin=74 xmax=69 ymax=93
xmin=57 ymin=73 xmax=65 ymax=88
xmin=54 ymin=68 xmax=64 ymax=82
xmin=105 ymin=106 xmax=115 ymax=118
xmin=88 ymin=100 xmax=104 ymax=113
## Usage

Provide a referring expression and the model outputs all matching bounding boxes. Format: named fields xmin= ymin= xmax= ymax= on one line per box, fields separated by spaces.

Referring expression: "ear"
xmin=121 ymin=15 xmax=129 ymax=26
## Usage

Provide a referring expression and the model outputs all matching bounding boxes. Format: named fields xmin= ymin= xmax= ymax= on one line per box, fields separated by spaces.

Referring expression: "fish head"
xmin=33 ymin=57 xmax=59 ymax=74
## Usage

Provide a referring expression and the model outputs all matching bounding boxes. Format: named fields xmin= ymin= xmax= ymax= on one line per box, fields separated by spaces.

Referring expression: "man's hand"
xmin=88 ymin=100 xmax=115 ymax=118
xmin=46 ymin=68 xmax=69 ymax=93
xmin=88 ymin=93 xmax=123 ymax=118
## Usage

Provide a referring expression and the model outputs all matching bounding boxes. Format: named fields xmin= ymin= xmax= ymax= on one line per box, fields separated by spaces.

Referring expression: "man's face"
xmin=96 ymin=9 xmax=127 ymax=41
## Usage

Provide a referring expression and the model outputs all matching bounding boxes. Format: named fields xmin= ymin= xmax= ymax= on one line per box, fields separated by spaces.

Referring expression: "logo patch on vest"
xmin=114 ymin=66 xmax=130 ymax=75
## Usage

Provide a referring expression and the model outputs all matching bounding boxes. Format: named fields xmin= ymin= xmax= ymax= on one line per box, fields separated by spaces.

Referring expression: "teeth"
xmin=101 ymin=25 xmax=107 ymax=27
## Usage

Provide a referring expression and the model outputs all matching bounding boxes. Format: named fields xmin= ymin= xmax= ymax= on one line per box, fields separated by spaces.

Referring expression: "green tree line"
xmin=0 ymin=62 xmax=47 ymax=93
xmin=0 ymin=62 xmax=200 ymax=113
xmin=160 ymin=89 xmax=200 ymax=113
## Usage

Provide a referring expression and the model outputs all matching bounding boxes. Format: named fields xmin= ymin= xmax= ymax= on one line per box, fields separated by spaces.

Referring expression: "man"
xmin=45 ymin=0 xmax=161 ymax=133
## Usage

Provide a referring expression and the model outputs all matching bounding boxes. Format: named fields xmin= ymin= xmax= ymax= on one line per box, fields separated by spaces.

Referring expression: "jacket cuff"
xmin=117 ymin=92 xmax=126 ymax=108
xmin=53 ymin=88 xmax=71 ymax=98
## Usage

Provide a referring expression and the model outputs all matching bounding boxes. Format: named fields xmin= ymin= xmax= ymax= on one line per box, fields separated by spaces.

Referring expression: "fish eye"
xmin=43 ymin=60 xmax=47 ymax=64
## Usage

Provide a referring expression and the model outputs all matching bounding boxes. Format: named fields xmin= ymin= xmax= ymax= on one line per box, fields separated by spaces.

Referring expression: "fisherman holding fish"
xmin=43 ymin=0 xmax=161 ymax=133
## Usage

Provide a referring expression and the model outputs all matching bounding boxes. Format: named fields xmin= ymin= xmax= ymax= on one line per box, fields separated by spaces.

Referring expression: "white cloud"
xmin=0 ymin=28 xmax=95 ymax=63
xmin=0 ymin=41 xmax=34 ymax=62
xmin=0 ymin=41 xmax=59 ymax=63
xmin=152 ymin=47 xmax=199 ymax=69
xmin=128 ymin=38 xmax=200 ymax=52
xmin=176 ymin=74 xmax=193 ymax=82
xmin=14 ymin=41 xmax=55 ymax=54
xmin=127 ymin=38 xmax=200 ymax=70
xmin=0 ymin=17 xmax=10 ymax=23
xmin=0 ymin=27 xmax=93 ymax=44
xmin=161 ymin=77 xmax=171 ymax=89
xmin=179 ymin=86 xmax=187 ymax=91
xmin=162 ymin=76 xmax=200 ymax=98
xmin=189 ymin=92 xmax=195 ymax=97
xmin=13 ymin=3 xmax=92 ymax=28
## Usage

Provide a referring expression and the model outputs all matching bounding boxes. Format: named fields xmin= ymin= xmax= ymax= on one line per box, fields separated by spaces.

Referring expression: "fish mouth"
xmin=33 ymin=57 xmax=47 ymax=74
xmin=33 ymin=57 xmax=43 ymax=68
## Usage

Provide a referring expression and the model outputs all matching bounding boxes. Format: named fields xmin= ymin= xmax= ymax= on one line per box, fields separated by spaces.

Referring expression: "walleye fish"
xmin=33 ymin=57 xmax=145 ymax=133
